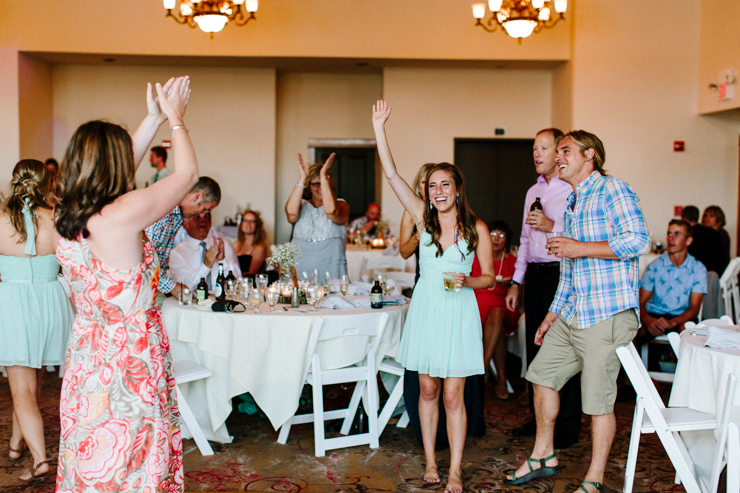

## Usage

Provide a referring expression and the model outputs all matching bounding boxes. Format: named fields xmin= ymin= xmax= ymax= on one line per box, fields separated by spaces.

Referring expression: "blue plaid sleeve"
xmin=604 ymin=180 xmax=650 ymax=261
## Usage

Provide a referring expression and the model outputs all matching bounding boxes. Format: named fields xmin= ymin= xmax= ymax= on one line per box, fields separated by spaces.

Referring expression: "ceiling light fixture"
xmin=471 ymin=0 xmax=567 ymax=43
xmin=163 ymin=0 xmax=258 ymax=38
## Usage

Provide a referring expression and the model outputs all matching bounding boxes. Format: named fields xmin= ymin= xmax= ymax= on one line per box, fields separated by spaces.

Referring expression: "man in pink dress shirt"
xmin=505 ymin=128 xmax=582 ymax=448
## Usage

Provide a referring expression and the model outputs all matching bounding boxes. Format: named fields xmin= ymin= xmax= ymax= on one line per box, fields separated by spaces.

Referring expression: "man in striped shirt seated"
xmin=504 ymin=130 xmax=650 ymax=493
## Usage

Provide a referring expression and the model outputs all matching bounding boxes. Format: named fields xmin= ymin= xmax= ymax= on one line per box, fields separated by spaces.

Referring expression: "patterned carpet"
xmin=0 ymin=368 xmax=684 ymax=492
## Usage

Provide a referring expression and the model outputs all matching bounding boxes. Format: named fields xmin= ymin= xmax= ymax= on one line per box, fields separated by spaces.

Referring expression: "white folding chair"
xmin=360 ymin=256 xmax=407 ymax=280
xmin=340 ymin=357 xmax=409 ymax=437
xmin=488 ymin=313 xmax=527 ymax=393
xmin=705 ymin=374 xmax=740 ymax=493
xmin=666 ymin=331 xmax=681 ymax=357
xmin=618 ymin=343 xmax=717 ymax=493
xmin=727 ymin=423 xmax=740 ymax=493
xmin=384 ymin=271 xmax=416 ymax=290
xmin=720 ymin=257 xmax=740 ymax=320
xmin=642 ymin=316 xmax=734 ymax=383
xmin=172 ymin=360 xmax=214 ymax=456
xmin=277 ymin=313 xmax=389 ymax=457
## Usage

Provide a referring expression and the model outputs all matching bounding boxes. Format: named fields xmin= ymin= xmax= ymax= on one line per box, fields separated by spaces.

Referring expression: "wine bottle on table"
xmin=196 ymin=277 xmax=209 ymax=304
xmin=371 ymin=279 xmax=383 ymax=309
xmin=216 ymin=263 xmax=226 ymax=301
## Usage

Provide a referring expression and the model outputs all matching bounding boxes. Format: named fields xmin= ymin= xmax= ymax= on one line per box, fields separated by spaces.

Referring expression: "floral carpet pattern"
xmin=1 ymin=369 xmax=686 ymax=492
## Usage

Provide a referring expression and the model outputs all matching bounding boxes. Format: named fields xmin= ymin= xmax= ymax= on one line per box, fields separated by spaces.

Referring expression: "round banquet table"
xmin=667 ymin=329 xmax=740 ymax=487
xmin=161 ymin=296 xmax=408 ymax=444
xmin=669 ymin=329 xmax=740 ymax=416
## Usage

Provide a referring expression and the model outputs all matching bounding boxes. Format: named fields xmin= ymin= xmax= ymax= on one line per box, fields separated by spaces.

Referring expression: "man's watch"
xmin=511 ymin=280 xmax=521 ymax=286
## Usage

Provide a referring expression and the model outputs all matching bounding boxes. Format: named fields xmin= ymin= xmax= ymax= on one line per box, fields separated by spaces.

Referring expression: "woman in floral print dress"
xmin=54 ymin=76 xmax=198 ymax=492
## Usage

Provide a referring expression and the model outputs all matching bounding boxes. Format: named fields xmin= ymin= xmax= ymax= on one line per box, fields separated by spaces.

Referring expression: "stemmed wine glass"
xmin=324 ymin=271 xmax=332 ymax=292
xmin=256 ymin=274 xmax=268 ymax=299
xmin=306 ymin=284 xmax=319 ymax=312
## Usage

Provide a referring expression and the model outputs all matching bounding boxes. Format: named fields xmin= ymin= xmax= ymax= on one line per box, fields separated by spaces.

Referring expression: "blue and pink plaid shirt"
xmin=549 ymin=171 xmax=650 ymax=329
xmin=144 ymin=206 xmax=183 ymax=294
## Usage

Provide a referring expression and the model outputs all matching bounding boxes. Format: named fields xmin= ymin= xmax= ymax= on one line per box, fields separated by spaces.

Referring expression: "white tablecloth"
xmin=345 ymin=244 xmax=416 ymax=282
xmin=162 ymin=297 xmax=408 ymax=443
xmin=668 ymin=330 xmax=740 ymax=487
xmin=669 ymin=330 xmax=740 ymax=416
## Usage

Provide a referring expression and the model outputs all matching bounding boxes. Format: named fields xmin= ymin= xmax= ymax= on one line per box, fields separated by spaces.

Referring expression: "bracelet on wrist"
xmin=296 ymin=182 xmax=306 ymax=188
xmin=170 ymin=124 xmax=188 ymax=133
xmin=511 ymin=280 xmax=520 ymax=286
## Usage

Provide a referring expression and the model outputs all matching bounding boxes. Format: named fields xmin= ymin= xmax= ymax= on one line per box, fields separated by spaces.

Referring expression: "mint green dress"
xmin=0 ymin=207 xmax=70 ymax=368
xmin=395 ymin=230 xmax=484 ymax=378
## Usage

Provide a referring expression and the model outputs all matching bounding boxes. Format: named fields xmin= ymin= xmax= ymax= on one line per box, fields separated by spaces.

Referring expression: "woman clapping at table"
xmin=285 ymin=153 xmax=350 ymax=277
xmin=0 ymin=160 xmax=71 ymax=481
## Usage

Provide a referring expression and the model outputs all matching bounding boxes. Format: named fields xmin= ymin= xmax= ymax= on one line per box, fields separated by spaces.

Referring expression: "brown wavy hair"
xmin=302 ymin=162 xmax=337 ymax=201
xmin=55 ymin=120 xmax=135 ymax=239
xmin=237 ymin=209 xmax=267 ymax=247
xmin=423 ymin=163 xmax=479 ymax=257
xmin=3 ymin=160 xmax=52 ymax=244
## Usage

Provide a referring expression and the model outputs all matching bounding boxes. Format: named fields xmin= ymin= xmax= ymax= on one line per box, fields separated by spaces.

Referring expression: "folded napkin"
xmin=320 ymin=297 xmax=360 ymax=310
xmin=381 ymin=295 xmax=408 ymax=305
xmin=704 ymin=326 xmax=740 ymax=349
xmin=349 ymin=283 xmax=371 ymax=295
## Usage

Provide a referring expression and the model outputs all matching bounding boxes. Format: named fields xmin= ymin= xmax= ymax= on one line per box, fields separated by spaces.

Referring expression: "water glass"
xmin=324 ymin=271 xmax=332 ymax=291
xmin=266 ymin=288 xmax=280 ymax=311
xmin=313 ymin=269 xmax=320 ymax=284
xmin=248 ymin=288 xmax=262 ymax=313
xmin=257 ymin=274 xmax=268 ymax=298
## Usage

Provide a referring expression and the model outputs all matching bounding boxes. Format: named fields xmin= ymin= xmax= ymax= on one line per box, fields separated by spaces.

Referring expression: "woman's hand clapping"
xmin=155 ymin=76 xmax=191 ymax=126
xmin=319 ymin=153 xmax=335 ymax=179
xmin=296 ymin=153 xmax=310 ymax=181
xmin=146 ymin=77 xmax=175 ymax=125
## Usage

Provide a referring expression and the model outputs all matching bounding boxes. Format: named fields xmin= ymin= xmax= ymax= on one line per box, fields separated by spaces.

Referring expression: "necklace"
xmin=496 ymin=251 xmax=505 ymax=278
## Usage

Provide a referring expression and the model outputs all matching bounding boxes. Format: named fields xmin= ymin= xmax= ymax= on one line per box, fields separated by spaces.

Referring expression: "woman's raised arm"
xmin=285 ymin=153 xmax=310 ymax=224
xmin=372 ymin=100 xmax=425 ymax=225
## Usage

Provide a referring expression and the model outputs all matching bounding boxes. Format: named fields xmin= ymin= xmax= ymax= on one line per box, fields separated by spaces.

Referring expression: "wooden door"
xmin=315 ymin=146 xmax=377 ymax=223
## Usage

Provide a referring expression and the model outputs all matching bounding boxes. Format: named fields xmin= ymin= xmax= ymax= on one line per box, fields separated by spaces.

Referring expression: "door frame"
xmin=308 ymin=138 xmax=380 ymax=203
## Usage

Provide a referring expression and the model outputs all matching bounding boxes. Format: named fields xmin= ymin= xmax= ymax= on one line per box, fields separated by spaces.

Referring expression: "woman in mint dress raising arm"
xmin=372 ymin=100 xmax=495 ymax=493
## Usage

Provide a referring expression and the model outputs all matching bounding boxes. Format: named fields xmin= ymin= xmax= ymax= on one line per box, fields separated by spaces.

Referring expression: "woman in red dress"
xmin=471 ymin=219 xmax=520 ymax=400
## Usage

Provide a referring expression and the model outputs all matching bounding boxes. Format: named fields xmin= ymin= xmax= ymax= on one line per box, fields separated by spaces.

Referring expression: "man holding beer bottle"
xmin=505 ymin=128 xmax=582 ymax=449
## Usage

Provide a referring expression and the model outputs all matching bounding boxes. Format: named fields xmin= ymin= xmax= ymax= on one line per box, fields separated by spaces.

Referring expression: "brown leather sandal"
xmin=20 ymin=459 xmax=50 ymax=482
xmin=8 ymin=440 xmax=26 ymax=461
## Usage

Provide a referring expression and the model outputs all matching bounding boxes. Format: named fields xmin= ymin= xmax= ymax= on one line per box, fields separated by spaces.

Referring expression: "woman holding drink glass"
xmin=372 ymin=100 xmax=494 ymax=493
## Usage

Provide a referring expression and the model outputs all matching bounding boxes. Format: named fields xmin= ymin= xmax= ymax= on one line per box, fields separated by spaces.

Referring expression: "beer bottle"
xmin=216 ymin=263 xmax=226 ymax=301
xmin=196 ymin=277 xmax=209 ymax=304
xmin=531 ymin=197 xmax=543 ymax=212
xmin=371 ymin=279 xmax=383 ymax=309
xmin=226 ymin=270 xmax=236 ymax=292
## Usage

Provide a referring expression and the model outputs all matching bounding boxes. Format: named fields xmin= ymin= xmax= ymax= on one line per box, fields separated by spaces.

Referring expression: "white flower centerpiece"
xmin=266 ymin=243 xmax=301 ymax=288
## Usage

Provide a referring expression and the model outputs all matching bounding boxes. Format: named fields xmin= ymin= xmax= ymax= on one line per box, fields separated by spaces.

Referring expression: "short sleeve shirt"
xmin=640 ymin=252 xmax=707 ymax=316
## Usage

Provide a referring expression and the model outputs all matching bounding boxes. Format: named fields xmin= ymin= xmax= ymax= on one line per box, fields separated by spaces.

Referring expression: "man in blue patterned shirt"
xmin=636 ymin=219 xmax=706 ymax=350
xmin=505 ymin=131 xmax=650 ymax=493
xmin=145 ymin=176 xmax=221 ymax=300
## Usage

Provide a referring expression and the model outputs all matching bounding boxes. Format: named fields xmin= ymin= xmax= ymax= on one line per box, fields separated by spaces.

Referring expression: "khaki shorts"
xmin=526 ymin=309 xmax=638 ymax=415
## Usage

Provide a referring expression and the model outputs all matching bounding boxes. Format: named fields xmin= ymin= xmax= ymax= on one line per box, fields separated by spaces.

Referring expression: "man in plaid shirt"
xmin=146 ymin=176 xmax=221 ymax=300
xmin=505 ymin=131 xmax=649 ymax=493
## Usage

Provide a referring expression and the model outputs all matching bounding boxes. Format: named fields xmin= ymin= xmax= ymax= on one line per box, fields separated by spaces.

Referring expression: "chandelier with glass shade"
xmin=471 ymin=0 xmax=567 ymax=42
xmin=163 ymin=0 xmax=258 ymax=37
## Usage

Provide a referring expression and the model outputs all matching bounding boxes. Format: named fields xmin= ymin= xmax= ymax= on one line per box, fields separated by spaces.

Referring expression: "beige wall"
xmin=52 ymin=64 xmax=277 ymax=238
xmin=697 ymin=0 xmax=740 ymax=114
xmin=380 ymin=67 xmax=553 ymax=232
xmin=570 ymin=0 xmax=740 ymax=246
xmin=275 ymin=72 xmax=382 ymax=243
xmin=18 ymin=54 xmax=53 ymax=162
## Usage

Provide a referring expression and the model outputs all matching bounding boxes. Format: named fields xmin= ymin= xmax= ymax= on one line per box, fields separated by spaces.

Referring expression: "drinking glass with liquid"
xmin=340 ymin=274 xmax=349 ymax=296
xmin=443 ymin=272 xmax=460 ymax=292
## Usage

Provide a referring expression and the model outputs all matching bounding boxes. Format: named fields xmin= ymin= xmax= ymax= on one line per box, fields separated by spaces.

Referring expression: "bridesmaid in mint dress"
xmin=372 ymin=100 xmax=495 ymax=493
xmin=0 ymin=159 xmax=71 ymax=481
